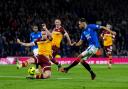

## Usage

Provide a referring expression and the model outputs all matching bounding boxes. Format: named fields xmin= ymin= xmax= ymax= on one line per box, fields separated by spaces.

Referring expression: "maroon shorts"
xmin=33 ymin=55 xmax=51 ymax=72
xmin=52 ymin=45 xmax=60 ymax=58
xmin=104 ymin=45 xmax=112 ymax=55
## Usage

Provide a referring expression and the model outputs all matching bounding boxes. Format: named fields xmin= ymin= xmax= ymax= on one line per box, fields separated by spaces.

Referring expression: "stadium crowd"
xmin=0 ymin=0 xmax=128 ymax=57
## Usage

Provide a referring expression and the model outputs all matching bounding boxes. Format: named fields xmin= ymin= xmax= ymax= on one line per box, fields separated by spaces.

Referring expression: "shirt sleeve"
xmin=34 ymin=38 xmax=41 ymax=45
xmin=90 ymin=24 xmax=101 ymax=31
xmin=80 ymin=32 xmax=85 ymax=40
xmin=30 ymin=33 xmax=32 ymax=42
xmin=39 ymin=32 xmax=42 ymax=37
xmin=34 ymin=41 xmax=37 ymax=45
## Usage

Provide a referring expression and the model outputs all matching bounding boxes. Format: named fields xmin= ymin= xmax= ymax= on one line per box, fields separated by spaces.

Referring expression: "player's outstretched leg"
xmin=80 ymin=60 xmax=96 ymax=80
xmin=16 ymin=57 xmax=35 ymax=69
xmin=51 ymin=58 xmax=61 ymax=70
xmin=59 ymin=58 xmax=80 ymax=73
xmin=78 ymin=46 xmax=97 ymax=80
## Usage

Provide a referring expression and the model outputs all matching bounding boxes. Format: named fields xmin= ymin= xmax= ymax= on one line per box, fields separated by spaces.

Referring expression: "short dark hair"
xmin=79 ymin=18 xmax=86 ymax=22
xmin=32 ymin=24 xmax=38 ymax=29
xmin=32 ymin=25 xmax=38 ymax=27
xmin=55 ymin=18 xmax=61 ymax=21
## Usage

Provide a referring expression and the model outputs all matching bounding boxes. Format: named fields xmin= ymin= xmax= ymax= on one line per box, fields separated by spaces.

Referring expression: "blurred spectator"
xmin=0 ymin=0 xmax=128 ymax=57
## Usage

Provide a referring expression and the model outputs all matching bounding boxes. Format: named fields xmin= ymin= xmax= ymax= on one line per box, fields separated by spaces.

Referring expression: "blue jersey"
xmin=30 ymin=32 xmax=42 ymax=50
xmin=80 ymin=24 xmax=101 ymax=48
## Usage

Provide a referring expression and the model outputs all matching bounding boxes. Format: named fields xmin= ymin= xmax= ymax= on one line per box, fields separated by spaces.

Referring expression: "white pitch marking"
xmin=55 ymin=78 xmax=72 ymax=80
xmin=0 ymin=76 xmax=24 ymax=78
xmin=0 ymin=75 xmax=72 ymax=80
xmin=0 ymin=75 xmax=24 ymax=78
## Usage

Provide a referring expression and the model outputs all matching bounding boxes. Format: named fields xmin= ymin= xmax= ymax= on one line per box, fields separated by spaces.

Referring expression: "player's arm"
xmin=42 ymin=24 xmax=52 ymax=38
xmin=17 ymin=39 xmax=35 ymax=47
xmin=64 ymin=31 xmax=71 ymax=45
xmin=75 ymin=40 xmax=83 ymax=46
xmin=64 ymin=31 xmax=75 ymax=46
xmin=100 ymin=32 xmax=105 ymax=40
xmin=100 ymin=33 xmax=103 ymax=38
xmin=112 ymin=34 xmax=116 ymax=41
xmin=75 ymin=32 xmax=84 ymax=46
xmin=100 ymin=26 xmax=116 ymax=35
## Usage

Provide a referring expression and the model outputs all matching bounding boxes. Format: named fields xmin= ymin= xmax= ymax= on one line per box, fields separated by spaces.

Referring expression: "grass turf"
xmin=0 ymin=64 xmax=128 ymax=89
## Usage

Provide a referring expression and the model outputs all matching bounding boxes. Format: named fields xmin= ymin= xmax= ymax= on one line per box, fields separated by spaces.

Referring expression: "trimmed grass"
xmin=0 ymin=64 xmax=128 ymax=89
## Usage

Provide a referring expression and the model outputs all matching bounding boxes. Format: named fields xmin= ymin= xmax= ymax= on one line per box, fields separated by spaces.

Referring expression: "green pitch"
xmin=0 ymin=64 xmax=128 ymax=89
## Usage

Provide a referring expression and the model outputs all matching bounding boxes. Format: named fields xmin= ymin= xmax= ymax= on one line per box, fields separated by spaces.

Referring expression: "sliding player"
xmin=101 ymin=24 xmax=116 ymax=69
xmin=17 ymin=25 xmax=52 ymax=79
xmin=60 ymin=18 xmax=116 ymax=80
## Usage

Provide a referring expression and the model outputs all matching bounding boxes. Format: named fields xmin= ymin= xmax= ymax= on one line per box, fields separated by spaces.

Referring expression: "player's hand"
xmin=17 ymin=39 xmax=21 ymax=44
xmin=100 ymin=34 xmax=103 ymax=38
xmin=112 ymin=31 xmax=116 ymax=35
xmin=42 ymin=24 xmax=47 ymax=30
xmin=70 ymin=42 xmax=76 ymax=46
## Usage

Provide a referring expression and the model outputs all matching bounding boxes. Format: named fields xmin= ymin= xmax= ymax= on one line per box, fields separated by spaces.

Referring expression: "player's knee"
xmin=75 ymin=57 xmax=81 ymax=63
xmin=43 ymin=70 xmax=51 ymax=79
xmin=78 ymin=54 xmax=83 ymax=59
xmin=80 ymin=60 xmax=85 ymax=64
xmin=80 ymin=60 xmax=88 ymax=65
xmin=76 ymin=55 xmax=84 ymax=63
xmin=28 ymin=57 xmax=35 ymax=64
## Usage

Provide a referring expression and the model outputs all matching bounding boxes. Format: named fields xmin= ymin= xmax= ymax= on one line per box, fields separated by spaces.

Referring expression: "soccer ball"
xmin=28 ymin=67 xmax=36 ymax=75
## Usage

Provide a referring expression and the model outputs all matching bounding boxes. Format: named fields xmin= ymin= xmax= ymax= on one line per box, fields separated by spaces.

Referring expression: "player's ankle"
xmin=90 ymin=70 xmax=94 ymax=74
xmin=58 ymin=64 xmax=61 ymax=67
xmin=65 ymin=67 xmax=69 ymax=72
xmin=17 ymin=63 xmax=22 ymax=69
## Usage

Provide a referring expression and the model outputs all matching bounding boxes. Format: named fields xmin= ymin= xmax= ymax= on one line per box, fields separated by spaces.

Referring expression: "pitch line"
xmin=0 ymin=75 xmax=72 ymax=80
